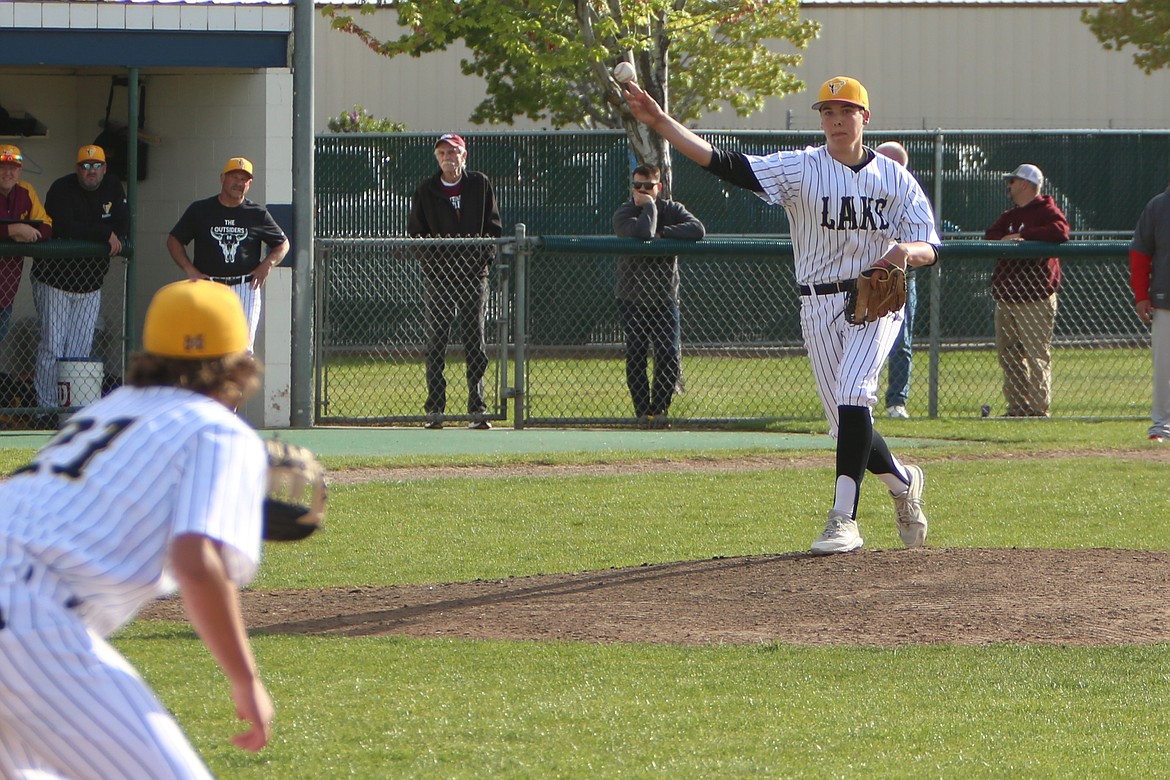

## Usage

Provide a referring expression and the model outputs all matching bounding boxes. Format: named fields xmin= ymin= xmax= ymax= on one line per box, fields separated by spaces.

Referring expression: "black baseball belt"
xmin=797 ymin=279 xmax=856 ymax=296
xmin=207 ymin=274 xmax=255 ymax=286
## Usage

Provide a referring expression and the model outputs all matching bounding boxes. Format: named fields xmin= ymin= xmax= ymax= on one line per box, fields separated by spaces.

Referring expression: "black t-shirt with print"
xmin=169 ymin=196 xmax=287 ymax=277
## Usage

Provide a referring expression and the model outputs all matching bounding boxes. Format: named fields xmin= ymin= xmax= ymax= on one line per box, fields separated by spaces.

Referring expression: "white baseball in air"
xmin=612 ymin=62 xmax=636 ymax=84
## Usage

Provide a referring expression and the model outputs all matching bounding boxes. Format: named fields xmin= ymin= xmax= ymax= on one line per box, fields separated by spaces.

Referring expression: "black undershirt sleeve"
xmin=704 ymin=147 xmax=764 ymax=193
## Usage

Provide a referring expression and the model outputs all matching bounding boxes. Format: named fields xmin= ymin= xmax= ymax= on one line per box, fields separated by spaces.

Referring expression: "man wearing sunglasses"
xmin=613 ymin=164 xmax=705 ymax=428
xmin=0 ymin=144 xmax=52 ymax=351
xmin=36 ymin=145 xmax=130 ymax=415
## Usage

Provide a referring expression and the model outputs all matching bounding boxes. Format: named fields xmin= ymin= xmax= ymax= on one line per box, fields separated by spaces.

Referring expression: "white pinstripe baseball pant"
xmin=207 ymin=278 xmax=262 ymax=352
xmin=32 ymin=281 xmax=102 ymax=409
xmin=799 ymin=290 xmax=904 ymax=436
xmin=231 ymin=281 xmax=261 ymax=353
xmin=0 ymin=566 xmax=212 ymax=779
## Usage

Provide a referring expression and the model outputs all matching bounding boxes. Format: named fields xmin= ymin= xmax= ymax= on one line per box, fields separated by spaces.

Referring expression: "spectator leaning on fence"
xmin=612 ymin=163 xmax=705 ymax=429
xmin=1129 ymin=174 xmax=1170 ymax=442
xmin=874 ymin=141 xmax=918 ymax=419
xmin=0 ymin=144 xmax=52 ymax=347
xmin=985 ymin=164 xmax=1069 ymax=418
xmin=408 ymin=133 xmax=503 ymax=430
xmin=36 ymin=144 xmax=129 ymax=412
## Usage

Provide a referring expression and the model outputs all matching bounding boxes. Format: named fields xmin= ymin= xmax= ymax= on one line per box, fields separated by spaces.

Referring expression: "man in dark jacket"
xmin=37 ymin=144 xmax=129 ymax=410
xmin=612 ymin=164 xmax=705 ymax=428
xmin=985 ymin=163 xmax=1070 ymax=417
xmin=408 ymin=133 xmax=503 ymax=429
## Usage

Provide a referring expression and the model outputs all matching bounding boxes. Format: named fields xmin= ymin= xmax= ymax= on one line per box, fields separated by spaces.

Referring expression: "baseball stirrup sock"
xmin=833 ymin=405 xmax=873 ymax=516
xmin=868 ymin=430 xmax=911 ymax=492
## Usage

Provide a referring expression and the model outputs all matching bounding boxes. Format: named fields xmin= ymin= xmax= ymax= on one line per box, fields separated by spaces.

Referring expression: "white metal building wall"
xmin=312 ymin=3 xmax=1170 ymax=132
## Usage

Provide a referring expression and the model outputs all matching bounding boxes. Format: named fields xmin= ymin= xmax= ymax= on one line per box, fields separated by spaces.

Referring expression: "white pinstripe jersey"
xmin=0 ymin=386 xmax=266 ymax=637
xmin=747 ymin=146 xmax=939 ymax=284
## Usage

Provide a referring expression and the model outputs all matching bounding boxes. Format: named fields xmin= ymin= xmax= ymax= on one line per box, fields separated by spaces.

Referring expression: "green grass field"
xmin=319 ymin=347 xmax=1151 ymax=422
xmin=11 ymin=418 xmax=1170 ymax=778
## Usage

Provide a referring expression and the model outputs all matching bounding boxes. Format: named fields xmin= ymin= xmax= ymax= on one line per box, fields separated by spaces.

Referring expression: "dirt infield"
xmin=137 ymin=450 xmax=1170 ymax=647
xmin=142 ymin=547 xmax=1170 ymax=647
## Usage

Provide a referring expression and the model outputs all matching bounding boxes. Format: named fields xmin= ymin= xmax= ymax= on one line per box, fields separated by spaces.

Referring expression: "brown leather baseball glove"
xmin=263 ymin=439 xmax=327 ymax=542
xmin=844 ymin=265 xmax=908 ymax=325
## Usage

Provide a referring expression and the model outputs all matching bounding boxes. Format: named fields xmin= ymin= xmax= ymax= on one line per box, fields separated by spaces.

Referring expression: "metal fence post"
xmin=929 ymin=130 xmax=945 ymax=419
xmin=313 ymin=243 xmax=329 ymax=423
xmin=512 ymin=223 xmax=529 ymax=429
xmin=494 ymin=236 xmax=512 ymax=419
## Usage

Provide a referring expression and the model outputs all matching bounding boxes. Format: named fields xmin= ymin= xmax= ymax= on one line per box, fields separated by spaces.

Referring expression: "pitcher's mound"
xmin=139 ymin=548 xmax=1170 ymax=646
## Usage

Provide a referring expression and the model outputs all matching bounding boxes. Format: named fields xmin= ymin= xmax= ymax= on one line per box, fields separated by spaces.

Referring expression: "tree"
xmin=327 ymin=104 xmax=408 ymax=133
xmin=322 ymin=0 xmax=818 ymax=188
xmin=1083 ymin=0 xmax=1170 ymax=74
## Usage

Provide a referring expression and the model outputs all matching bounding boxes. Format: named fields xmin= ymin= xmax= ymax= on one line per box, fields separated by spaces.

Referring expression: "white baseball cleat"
xmin=811 ymin=510 xmax=863 ymax=555
xmin=886 ymin=405 xmax=910 ymax=419
xmin=891 ymin=464 xmax=928 ymax=547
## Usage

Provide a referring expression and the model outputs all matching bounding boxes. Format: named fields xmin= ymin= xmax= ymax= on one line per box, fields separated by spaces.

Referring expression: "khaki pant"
xmin=995 ymin=294 xmax=1057 ymax=416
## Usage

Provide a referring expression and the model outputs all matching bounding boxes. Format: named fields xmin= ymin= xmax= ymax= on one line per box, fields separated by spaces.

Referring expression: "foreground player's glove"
xmin=845 ymin=265 xmax=907 ymax=325
xmin=263 ymin=439 xmax=327 ymax=542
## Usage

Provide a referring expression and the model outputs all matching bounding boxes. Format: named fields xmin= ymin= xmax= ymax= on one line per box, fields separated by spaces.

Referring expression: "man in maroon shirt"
xmin=0 ymin=144 xmax=53 ymax=345
xmin=985 ymin=163 xmax=1070 ymax=417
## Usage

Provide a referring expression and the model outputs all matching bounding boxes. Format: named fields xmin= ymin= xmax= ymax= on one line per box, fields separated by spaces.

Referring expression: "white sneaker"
xmin=886 ymin=405 xmax=910 ymax=419
xmin=811 ymin=510 xmax=863 ymax=555
xmin=891 ymin=464 xmax=927 ymax=547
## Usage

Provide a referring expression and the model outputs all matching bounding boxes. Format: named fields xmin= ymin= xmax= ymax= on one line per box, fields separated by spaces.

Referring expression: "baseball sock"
xmin=832 ymin=405 xmax=872 ymax=517
xmin=867 ymin=430 xmax=911 ymax=492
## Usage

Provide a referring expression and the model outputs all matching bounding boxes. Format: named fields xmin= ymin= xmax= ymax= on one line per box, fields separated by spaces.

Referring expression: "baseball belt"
xmin=797 ymin=280 xmax=856 ymax=296
xmin=207 ymin=274 xmax=255 ymax=286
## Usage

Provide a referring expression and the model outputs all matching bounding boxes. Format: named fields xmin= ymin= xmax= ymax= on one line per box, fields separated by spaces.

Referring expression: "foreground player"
xmin=624 ymin=76 xmax=939 ymax=554
xmin=0 ymin=280 xmax=273 ymax=777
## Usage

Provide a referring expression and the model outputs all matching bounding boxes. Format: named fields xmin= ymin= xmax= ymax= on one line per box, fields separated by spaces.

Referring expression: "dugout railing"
xmin=315 ymin=233 xmax=1140 ymax=428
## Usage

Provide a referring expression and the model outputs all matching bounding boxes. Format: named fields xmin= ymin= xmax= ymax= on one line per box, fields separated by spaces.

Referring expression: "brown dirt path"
xmin=138 ymin=448 xmax=1170 ymax=647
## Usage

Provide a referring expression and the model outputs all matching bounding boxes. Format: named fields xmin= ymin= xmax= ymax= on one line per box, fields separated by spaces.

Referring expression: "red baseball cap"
xmin=434 ymin=134 xmax=466 ymax=151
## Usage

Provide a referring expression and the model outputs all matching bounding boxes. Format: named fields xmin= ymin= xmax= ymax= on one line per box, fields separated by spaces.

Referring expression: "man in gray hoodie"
xmin=612 ymin=164 xmax=705 ymax=428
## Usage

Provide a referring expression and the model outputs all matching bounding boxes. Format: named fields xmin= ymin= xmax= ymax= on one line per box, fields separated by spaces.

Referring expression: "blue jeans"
xmin=885 ymin=273 xmax=917 ymax=407
xmin=618 ymin=298 xmax=680 ymax=417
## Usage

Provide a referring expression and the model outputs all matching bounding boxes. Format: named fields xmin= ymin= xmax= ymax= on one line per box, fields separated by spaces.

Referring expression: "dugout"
xmin=0 ymin=0 xmax=315 ymax=428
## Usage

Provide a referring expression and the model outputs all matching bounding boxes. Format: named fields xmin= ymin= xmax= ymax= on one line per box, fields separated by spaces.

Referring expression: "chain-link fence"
xmin=0 ymin=244 xmax=128 ymax=430
xmin=315 ymin=238 xmax=511 ymax=426
xmin=316 ymin=235 xmax=1142 ymax=427
xmin=317 ymin=130 xmax=1170 ymax=240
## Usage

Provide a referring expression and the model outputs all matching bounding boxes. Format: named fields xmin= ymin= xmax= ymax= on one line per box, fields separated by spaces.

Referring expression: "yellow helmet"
xmin=143 ymin=280 xmax=249 ymax=358
xmin=811 ymin=76 xmax=869 ymax=111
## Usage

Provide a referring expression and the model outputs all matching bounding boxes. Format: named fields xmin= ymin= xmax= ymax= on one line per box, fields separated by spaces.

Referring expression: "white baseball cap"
xmin=1003 ymin=164 xmax=1044 ymax=188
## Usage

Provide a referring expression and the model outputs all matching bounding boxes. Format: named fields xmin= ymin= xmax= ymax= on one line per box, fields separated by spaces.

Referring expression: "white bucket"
xmin=57 ymin=358 xmax=104 ymax=409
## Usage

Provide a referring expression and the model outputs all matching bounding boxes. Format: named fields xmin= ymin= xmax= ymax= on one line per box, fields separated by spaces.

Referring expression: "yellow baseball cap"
xmin=0 ymin=144 xmax=23 ymax=165
xmin=77 ymin=145 xmax=106 ymax=164
xmin=222 ymin=156 xmax=254 ymax=177
xmin=812 ymin=76 xmax=870 ymax=111
xmin=143 ymin=280 xmax=250 ymax=359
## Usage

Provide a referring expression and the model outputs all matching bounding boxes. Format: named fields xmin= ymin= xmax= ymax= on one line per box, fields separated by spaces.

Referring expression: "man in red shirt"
xmin=0 ymin=144 xmax=52 ymax=345
xmin=985 ymin=164 xmax=1070 ymax=417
